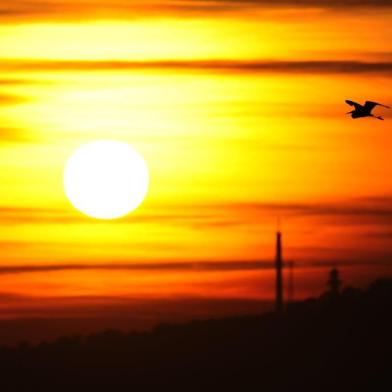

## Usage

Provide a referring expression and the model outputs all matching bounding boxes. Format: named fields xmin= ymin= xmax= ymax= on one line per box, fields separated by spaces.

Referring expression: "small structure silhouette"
xmin=327 ymin=268 xmax=342 ymax=295
xmin=275 ymin=230 xmax=284 ymax=313
xmin=345 ymin=99 xmax=390 ymax=120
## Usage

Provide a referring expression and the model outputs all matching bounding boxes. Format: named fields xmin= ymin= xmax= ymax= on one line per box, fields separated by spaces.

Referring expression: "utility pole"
xmin=275 ymin=230 xmax=284 ymax=313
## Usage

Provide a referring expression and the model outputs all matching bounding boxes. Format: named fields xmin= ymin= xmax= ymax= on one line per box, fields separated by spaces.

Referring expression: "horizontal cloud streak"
xmin=0 ymin=93 xmax=26 ymax=105
xmin=1 ymin=59 xmax=392 ymax=74
xmin=0 ymin=78 xmax=36 ymax=86
xmin=0 ymin=259 xmax=390 ymax=276
xmin=2 ymin=196 xmax=392 ymax=227
xmin=229 ymin=196 xmax=392 ymax=222
xmin=0 ymin=261 xmax=272 ymax=275
xmin=0 ymin=1 xmax=391 ymax=21
xmin=0 ymin=127 xmax=35 ymax=143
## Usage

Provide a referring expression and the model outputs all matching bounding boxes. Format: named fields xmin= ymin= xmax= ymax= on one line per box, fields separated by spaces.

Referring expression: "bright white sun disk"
xmin=64 ymin=140 xmax=149 ymax=219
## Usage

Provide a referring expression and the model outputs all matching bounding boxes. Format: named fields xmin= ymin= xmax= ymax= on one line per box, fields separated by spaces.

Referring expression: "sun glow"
xmin=63 ymin=140 xmax=149 ymax=219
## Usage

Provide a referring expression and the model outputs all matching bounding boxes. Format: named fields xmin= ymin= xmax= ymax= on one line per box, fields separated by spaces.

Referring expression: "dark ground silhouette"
xmin=0 ymin=278 xmax=391 ymax=392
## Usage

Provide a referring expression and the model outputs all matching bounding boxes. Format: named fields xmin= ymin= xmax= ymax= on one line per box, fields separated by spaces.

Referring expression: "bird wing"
xmin=345 ymin=100 xmax=362 ymax=110
xmin=364 ymin=101 xmax=390 ymax=110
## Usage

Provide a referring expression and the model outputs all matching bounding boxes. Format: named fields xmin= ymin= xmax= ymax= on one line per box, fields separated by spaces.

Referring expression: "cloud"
xmin=1 ymin=197 xmax=391 ymax=272
xmin=0 ymin=257 xmax=390 ymax=276
xmin=220 ymin=196 xmax=392 ymax=227
xmin=0 ymin=260 xmax=273 ymax=275
xmin=0 ymin=292 xmax=26 ymax=301
xmin=213 ymin=0 xmax=392 ymax=7
xmin=0 ymin=78 xmax=35 ymax=86
xmin=0 ymin=1 xmax=391 ymax=22
xmin=365 ymin=230 xmax=392 ymax=239
xmin=0 ymin=127 xmax=35 ymax=143
xmin=0 ymin=93 xmax=26 ymax=105
xmin=173 ymin=196 xmax=392 ymax=232
xmin=2 ymin=195 xmax=392 ymax=228
xmin=239 ymin=196 xmax=392 ymax=218
xmin=1 ymin=59 xmax=392 ymax=75
xmin=0 ymin=206 xmax=82 ymax=225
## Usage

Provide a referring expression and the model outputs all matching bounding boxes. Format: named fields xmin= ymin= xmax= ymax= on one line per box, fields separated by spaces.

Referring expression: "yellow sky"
xmin=0 ymin=1 xmax=391 ymax=316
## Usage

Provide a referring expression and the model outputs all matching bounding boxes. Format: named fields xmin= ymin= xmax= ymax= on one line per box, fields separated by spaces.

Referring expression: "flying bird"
xmin=345 ymin=100 xmax=390 ymax=120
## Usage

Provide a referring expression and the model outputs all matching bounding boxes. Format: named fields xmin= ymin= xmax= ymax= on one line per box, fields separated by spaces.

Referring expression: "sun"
xmin=64 ymin=140 xmax=149 ymax=219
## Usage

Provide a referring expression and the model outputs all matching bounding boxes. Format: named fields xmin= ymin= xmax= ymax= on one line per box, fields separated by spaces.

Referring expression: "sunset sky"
xmin=0 ymin=0 xmax=391 ymax=323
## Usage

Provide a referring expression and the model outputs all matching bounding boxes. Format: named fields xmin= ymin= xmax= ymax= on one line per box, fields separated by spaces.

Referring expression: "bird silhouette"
xmin=345 ymin=99 xmax=390 ymax=120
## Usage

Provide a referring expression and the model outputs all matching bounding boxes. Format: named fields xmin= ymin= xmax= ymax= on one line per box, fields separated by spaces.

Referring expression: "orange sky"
xmin=0 ymin=0 xmax=391 ymax=321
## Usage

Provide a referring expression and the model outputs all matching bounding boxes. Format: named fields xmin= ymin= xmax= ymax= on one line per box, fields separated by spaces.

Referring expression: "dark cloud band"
xmin=0 ymin=261 xmax=271 ymax=275
xmin=0 ymin=258 xmax=390 ymax=276
xmin=0 ymin=1 xmax=391 ymax=22
xmin=2 ymin=196 xmax=392 ymax=226
xmin=1 ymin=59 xmax=392 ymax=74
